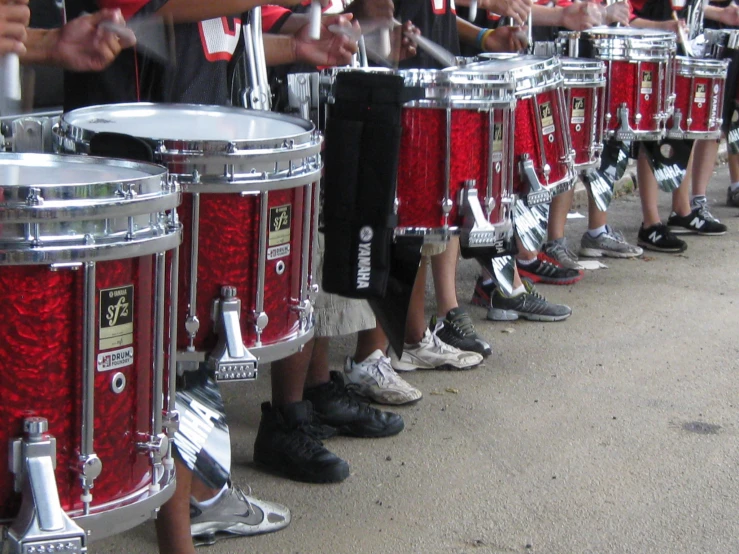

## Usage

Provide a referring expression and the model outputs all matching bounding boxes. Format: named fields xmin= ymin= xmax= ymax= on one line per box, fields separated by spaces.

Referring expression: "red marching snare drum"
xmin=322 ymin=65 xmax=518 ymax=250
xmin=473 ymin=54 xmax=576 ymax=203
xmin=559 ymin=27 xmax=677 ymax=141
xmin=57 ymin=104 xmax=322 ymax=380
xmin=667 ymin=56 xmax=729 ymax=139
xmin=559 ymin=58 xmax=607 ymax=171
xmin=0 ymin=153 xmax=180 ymax=550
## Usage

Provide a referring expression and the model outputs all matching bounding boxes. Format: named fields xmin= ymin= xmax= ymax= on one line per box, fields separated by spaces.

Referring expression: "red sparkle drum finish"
xmin=0 ymin=154 xmax=180 ymax=540
xmin=57 ymin=104 xmax=322 ymax=367
xmin=668 ymin=56 xmax=729 ymax=139
xmin=477 ymin=54 xmax=575 ymax=200
xmin=392 ymin=66 xmax=517 ymax=237
xmin=560 ymin=58 xmax=606 ymax=171
xmin=559 ymin=27 xmax=677 ymax=142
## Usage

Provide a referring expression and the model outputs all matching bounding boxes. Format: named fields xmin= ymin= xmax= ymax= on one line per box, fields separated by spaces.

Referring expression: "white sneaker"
xmin=344 ymin=350 xmax=423 ymax=405
xmin=389 ymin=324 xmax=484 ymax=372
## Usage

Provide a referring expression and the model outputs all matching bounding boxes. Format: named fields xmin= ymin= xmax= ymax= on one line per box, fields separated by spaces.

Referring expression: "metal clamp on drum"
xmin=520 ymin=155 xmax=553 ymax=206
xmin=1 ymin=111 xmax=61 ymax=153
xmin=458 ymin=180 xmax=512 ymax=249
xmin=6 ymin=418 xmax=87 ymax=554
xmin=208 ymin=286 xmax=258 ymax=382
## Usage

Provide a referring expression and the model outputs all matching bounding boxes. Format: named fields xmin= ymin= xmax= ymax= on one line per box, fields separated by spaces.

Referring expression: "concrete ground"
xmin=97 ymin=163 xmax=739 ymax=554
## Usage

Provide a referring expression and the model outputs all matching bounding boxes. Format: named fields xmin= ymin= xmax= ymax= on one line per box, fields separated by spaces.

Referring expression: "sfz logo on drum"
xmin=641 ymin=71 xmax=653 ymax=95
xmin=99 ymin=285 xmax=134 ymax=351
xmin=571 ymin=97 xmax=586 ymax=124
xmin=539 ymin=101 xmax=555 ymax=135
xmin=268 ymin=205 xmax=292 ymax=260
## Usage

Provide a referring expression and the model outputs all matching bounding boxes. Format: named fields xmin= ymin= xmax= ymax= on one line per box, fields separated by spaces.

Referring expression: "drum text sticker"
xmin=492 ymin=123 xmax=504 ymax=162
xmin=641 ymin=71 xmax=653 ymax=95
xmin=539 ymin=102 xmax=555 ymax=135
xmin=571 ymin=97 xmax=586 ymax=124
xmin=694 ymin=83 xmax=706 ymax=104
xmin=99 ymin=285 xmax=134 ymax=350
xmin=97 ymin=347 xmax=134 ymax=372
xmin=268 ymin=205 xmax=292 ymax=260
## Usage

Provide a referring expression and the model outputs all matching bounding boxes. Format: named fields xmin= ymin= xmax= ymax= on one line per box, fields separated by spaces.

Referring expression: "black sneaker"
xmin=470 ymin=276 xmax=495 ymax=308
xmin=430 ymin=307 xmax=492 ymax=358
xmin=516 ymin=255 xmax=583 ymax=285
xmin=727 ymin=185 xmax=739 ymax=207
xmin=637 ymin=223 xmax=687 ymax=253
xmin=303 ymin=372 xmax=404 ymax=438
xmin=488 ymin=279 xmax=572 ymax=322
xmin=666 ymin=205 xmax=727 ymax=236
xmin=253 ymin=401 xmax=350 ymax=484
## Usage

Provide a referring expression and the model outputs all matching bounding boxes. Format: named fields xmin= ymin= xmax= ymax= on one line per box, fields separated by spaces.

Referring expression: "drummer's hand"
xmin=350 ymin=0 xmax=394 ymax=21
xmin=274 ymin=0 xmax=330 ymax=7
xmin=561 ymin=2 xmax=602 ymax=31
xmin=392 ymin=20 xmax=418 ymax=61
xmin=603 ymin=1 xmax=630 ymax=26
xmin=0 ymin=0 xmax=30 ymax=56
xmin=718 ymin=4 xmax=739 ymax=26
xmin=478 ymin=0 xmax=533 ymax=26
xmin=484 ymin=25 xmax=528 ymax=53
xmin=295 ymin=13 xmax=358 ymax=66
xmin=52 ymin=9 xmax=135 ymax=72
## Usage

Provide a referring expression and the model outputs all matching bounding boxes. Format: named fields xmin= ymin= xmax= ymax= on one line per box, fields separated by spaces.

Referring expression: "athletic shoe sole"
xmin=487 ymin=308 xmax=571 ymax=322
xmin=349 ymin=386 xmax=423 ymax=406
xmin=637 ymin=239 xmax=687 ymax=253
xmin=253 ymin=457 xmax=350 ymax=484
xmin=579 ymin=247 xmax=643 ymax=259
xmin=392 ymin=359 xmax=482 ymax=372
xmin=517 ymin=267 xmax=583 ymax=285
xmin=667 ymin=225 xmax=726 ymax=236
xmin=539 ymin=252 xmax=584 ymax=270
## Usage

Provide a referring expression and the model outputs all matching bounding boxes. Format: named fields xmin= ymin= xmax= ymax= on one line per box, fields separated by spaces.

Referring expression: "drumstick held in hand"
xmin=0 ymin=54 xmax=21 ymax=102
xmin=469 ymin=0 xmax=478 ymax=22
xmin=309 ymin=0 xmax=322 ymax=40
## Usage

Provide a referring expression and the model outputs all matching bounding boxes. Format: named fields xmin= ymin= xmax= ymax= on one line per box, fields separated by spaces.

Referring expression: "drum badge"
xmin=268 ymin=205 xmax=292 ymax=260
xmin=539 ymin=101 xmax=555 ymax=135
xmin=99 ymin=285 xmax=134 ymax=350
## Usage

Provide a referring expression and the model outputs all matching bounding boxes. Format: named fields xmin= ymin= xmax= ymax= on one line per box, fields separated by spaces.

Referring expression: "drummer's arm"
xmin=155 ymin=0 xmax=321 ymax=23
xmin=630 ymin=17 xmax=680 ymax=31
xmin=263 ymin=14 xmax=358 ymax=66
xmin=456 ymin=17 xmax=527 ymax=52
xmin=705 ymin=4 xmax=739 ymax=26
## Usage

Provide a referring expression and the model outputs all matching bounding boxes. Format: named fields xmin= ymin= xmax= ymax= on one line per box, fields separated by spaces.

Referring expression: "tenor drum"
xmin=473 ymin=54 xmax=576 ymax=202
xmin=559 ymin=58 xmax=606 ymax=170
xmin=0 ymin=153 xmax=180 ymax=548
xmin=559 ymin=27 xmax=677 ymax=141
xmin=667 ymin=56 xmax=729 ymax=139
xmin=57 ymin=104 xmax=322 ymax=376
xmin=323 ymin=66 xmax=517 ymax=247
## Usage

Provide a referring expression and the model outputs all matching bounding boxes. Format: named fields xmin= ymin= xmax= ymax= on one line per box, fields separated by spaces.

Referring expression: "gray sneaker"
xmin=579 ymin=226 xmax=643 ymax=258
xmin=191 ymin=483 xmax=290 ymax=545
xmin=541 ymin=237 xmax=583 ymax=270
xmin=727 ymin=186 xmax=739 ymax=207
xmin=487 ymin=279 xmax=572 ymax=322
xmin=344 ymin=350 xmax=423 ymax=405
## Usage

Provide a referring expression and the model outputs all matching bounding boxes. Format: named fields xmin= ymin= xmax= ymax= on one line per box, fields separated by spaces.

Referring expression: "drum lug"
xmin=6 ymin=417 xmax=87 ymax=554
xmin=668 ymin=109 xmax=684 ymax=139
xmin=208 ymin=286 xmax=258 ymax=382
xmin=458 ymin=180 xmax=506 ymax=251
xmin=615 ymin=104 xmax=636 ymax=141
xmin=136 ymin=433 xmax=169 ymax=460
xmin=519 ymin=155 xmax=552 ymax=207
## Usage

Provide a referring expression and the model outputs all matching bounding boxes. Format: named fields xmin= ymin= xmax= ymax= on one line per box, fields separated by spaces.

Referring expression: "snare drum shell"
xmin=177 ymin=188 xmax=309 ymax=352
xmin=669 ymin=57 xmax=728 ymax=138
xmin=567 ymin=85 xmax=605 ymax=168
xmin=0 ymin=257 xmax=157 ymax=520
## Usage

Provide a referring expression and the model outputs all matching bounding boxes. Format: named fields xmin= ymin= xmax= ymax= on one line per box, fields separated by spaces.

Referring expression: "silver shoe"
xmin=191 ymin=483 xmax=290 ymax=545
xmin=579 ymin=226 xmax=643 ymax=259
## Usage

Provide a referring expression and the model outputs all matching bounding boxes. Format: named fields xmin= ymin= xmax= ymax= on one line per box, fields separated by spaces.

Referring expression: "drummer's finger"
xmin=0 ymin=35 xmax=25 ymax=54
xmin=0 ymin=21 xmax=26 ymax=42
xmin=0 ymin=4 xmax=30 ymax=26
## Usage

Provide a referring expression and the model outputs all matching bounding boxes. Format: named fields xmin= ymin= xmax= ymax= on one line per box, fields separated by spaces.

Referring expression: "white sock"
xmin=504 ymin=284 xmax=526 ymax=298
xmin=691 ymin=195 xmax=706 ymax=207
xmin=731 ymin=181 xmax=739 ymax=192
xmin=482 ymin=278 xmax=494 ymax=286
xmin=192 ymin=482 xmax=229 ymax=509
xmin=517 ymin=257 xmax=537 ymax=267
xmin=587 ymin=225 xmax=607 ymax=238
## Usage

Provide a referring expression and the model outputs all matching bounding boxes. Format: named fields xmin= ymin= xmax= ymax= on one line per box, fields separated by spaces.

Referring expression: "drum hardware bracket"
xmin=668 ymin=110 xmax=684 ymax=139
xmin=208 ymin=286 xmax=258 ymax=382
xmin=615 ymin=104 xmax=635 ymax=141
xmin=520 ymin=156 xmax=553 ymax=207
xmin=136 ymin=433 xmax=169 ymax=462
xmin=6 ymin=417 xmax=88 ymax=554
xmin=458 ymin=180 xmax=505 ymax=249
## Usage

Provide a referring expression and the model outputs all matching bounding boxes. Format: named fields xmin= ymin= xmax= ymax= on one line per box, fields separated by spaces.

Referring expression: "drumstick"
xmin=0 ymin=54 xmax=21 ymax=102
xmin=469 ymin=0 xmax=478 ymax=22
xmin=309 ymin=0 xmax=322 ymax=40
xmin=378 ymin=28 xmax=392 ymax=58
xmin=672 ymin=11 xmax=694 ymax=56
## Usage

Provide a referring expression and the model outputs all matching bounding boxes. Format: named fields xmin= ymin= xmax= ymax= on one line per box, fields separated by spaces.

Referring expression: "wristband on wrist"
xmin=476 ymin=28 xmax=487 ymax=50
xmin=481 ymin=28 xmax=496 ymax=52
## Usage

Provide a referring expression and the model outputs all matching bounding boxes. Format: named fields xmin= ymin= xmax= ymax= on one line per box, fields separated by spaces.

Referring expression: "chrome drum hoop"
xmin=558 ymin=27 xmax=676 ymax=62
xmin=0 ymin=153 xmax=181 ymax=265
xmin=559 ymin=58 xmax=607 ymax=88
xmin=471 ymin=54 xmax=565 ymax=97
xmin=321 ymin=66 xmax=517 ymax=111
xmin=705 ymin=29 xmax=739 ymax=58
xmin=56 ymin=103 xmax=323 ymax=193
xmin=675 ymin=56 xmax=730 ymax=78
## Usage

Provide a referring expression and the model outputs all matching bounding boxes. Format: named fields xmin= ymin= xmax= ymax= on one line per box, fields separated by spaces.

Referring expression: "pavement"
xmin=96 ymin=163 xmax=739 ymax=554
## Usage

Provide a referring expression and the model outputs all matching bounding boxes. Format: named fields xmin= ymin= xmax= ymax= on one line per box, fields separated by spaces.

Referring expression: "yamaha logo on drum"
xmin=356 ymin=226 xmax=373 ymax=289
xmin=100 ymin=285 xmax=134 ymax=350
